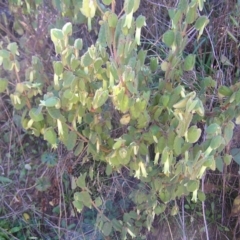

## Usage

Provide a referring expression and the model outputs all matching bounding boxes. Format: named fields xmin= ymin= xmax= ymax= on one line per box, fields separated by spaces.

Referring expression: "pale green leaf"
xmin=186 ymin=125 xmax=201 ymax=143
xmin=66 ymin=131 xmax=77 ymax=151
xmin=92 ymin=89 xmax=109 ymax=109
xmin=76 ymin=173 xmax=86 ymax=188
xmin=62 ymin=22 xmax=72 ymax=36
xmin=163 ymin=30 xmax=175 ymax=48
xmin=44 ymin=127 xmax=57 ymax=145
xmin=50 ymin=29 xmax=64 ymax=42
xmin=29 ymin=108 xmax=44 ymax=122
xmin=183 ymin=54 xmax=196 ymax=71
xmin=0 ymin=78 xmax=8 ymax=92
xmin=187 ymin=180 xmax=199 ymax=192
xmin=102 ymin=0 xmax=112 ymax=5
xmin=103 ymin=222 xmax=112 ymax=236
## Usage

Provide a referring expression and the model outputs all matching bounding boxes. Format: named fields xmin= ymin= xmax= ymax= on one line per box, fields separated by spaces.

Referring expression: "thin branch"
xmin=202 ymin=174 xmax=210 ymax=240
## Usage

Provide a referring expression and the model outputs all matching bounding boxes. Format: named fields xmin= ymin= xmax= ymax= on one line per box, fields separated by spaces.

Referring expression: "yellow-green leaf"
xmin=186 ymin=125 xmax=201 ymax=143
xmin=163 ymin=30 xmax=175 ymax=48
xmin=44 ymin=127 xmax=57 ymax=145
xmin=0 ymin=78 xmax=8 ymax=93
xmin=183 ymin=54 xmax=196 ymax=71
xmin=29 ymin=108 xmax=44 ymax=122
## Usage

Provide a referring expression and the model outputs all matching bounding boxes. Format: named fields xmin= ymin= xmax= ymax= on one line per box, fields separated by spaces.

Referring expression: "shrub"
xmin=1 ymin=0 xmax=240 ymax=238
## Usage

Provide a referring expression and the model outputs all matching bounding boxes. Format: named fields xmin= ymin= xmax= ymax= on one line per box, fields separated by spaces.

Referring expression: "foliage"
xmin=1 ymin=0 xmax=240 ymax=238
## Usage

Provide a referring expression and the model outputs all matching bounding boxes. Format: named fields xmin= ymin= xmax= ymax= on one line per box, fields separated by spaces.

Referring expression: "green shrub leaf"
xmin=44 ymin=127 xmax=57 ymax=145
xmin=186 ymin=125 xmax=201 ymax=143
xmin=29 ymin=108 xmax=44 ymax=122
xmin=162 ymin=30 xmax=175 ymax=48
xmin=183 ymin=54 xmax=196 ymax=71
xmin=92 ymin=89 xmax=109 ymax=109
xmin=0 ymin=78 xmax=8 ymax=93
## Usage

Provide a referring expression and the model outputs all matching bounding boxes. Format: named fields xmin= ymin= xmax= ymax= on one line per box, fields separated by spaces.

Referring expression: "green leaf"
xmin=231 ymin=148 xmax=240 ymax=165
xmin=124 ymin=0 xmax=134 ymax=14
xmin=194 ymin=16 xmax=209 ymax=40
xmin=74 ymin=141 xmax=84 ymax=156
xmin=161 ymin=95 xmax=170 ymax=107
xmin=53 ymin=61 xmax=63 ymax=76
xmin=133 ymin=0 xmax=140 ymax=12
xmin=0 ymin=176 xmax=12 ymax=183
xmin=50 ymin=29 xmax=64 ymax=42
xmin=94 ymin=58 xmax=103 ymax=72
xmin=223 ymin=154 xmax=232 ymax=166
xmin=187 ymin=180 xmax=199 ymax=192
xmin=218 ymin=86 xmax=233 ymax=97
xmin=118 ymin=147 xmax=128 ymax=159
xmin=163 ymin=30 xmax=175 ymax=48
xmin=0 ymin=49 xmax=10 ymax=58
xmin=174 ymin=136 xmax=183 ymax=155
xmin=62 ymin=22 xmax=72 ymax=36
xmin=198 ymin=191 xmax=206 ymax=201
xmin=103 ymin=222 xmax=112 ymax=236
xmin=9 ymin=227 xmax=21 ymax=233
xmin=113 ymin=139 xmax=126 ymax=150
xmin=206 ymin=123 xmax=221 ymax=137
xmin=216 ymin=156 xmax=223 ymax=172
xmin=76 ymin=173 xmax=86 ymax=188
xmin=81 ymin=51 xmax=94 ymax=67
xmin=44 ymin=127 xmax=57 ymax=145
xmin=73 ymin=200 xmax=83 ymax=212
xmin=112 ymin=218 xmax=123 ymax=232
xmin=63 ymin=71 xmax=75 ymax=87
xmin=40 ymin=97 xmax=59 ymax=107
xmin=36 ymin=177 xmax=51 ymax=191
xmin=102 ymin=0 xmax=112 ymax=5
xmin=136 ymin=15 xmax=146 ymax=28
xmin=63 ymin=89 xmax=74 ymax=99
xmin=183 ymin=54 xmax=196 ymax=71
xmin=66 ymin=131 xmax=77 ymax=151
xmin=106 ymin=164 xmax=112 ymax=176
xmin=95 ymin=197 xmax=102 ymax=207
xmin=0 ymin=78 xmax=8 ymax=92
xmin=224 ymin=121 xmax=234 ymax=145
xmin=92 ymin=89 xmax=109 ymax=109
xmin=74 ymin=38 xmax=83 ymax=50
xmin=76 ymin=191 xmax=92 ymax=208
xmin=47 ymin=107 xmax=62 ymax=119
xmin=210 ymin=135 xmax=224 ymax=150
xmin=172 ymin=10 xmax=182 ymax=29
xmin=186 ymin=125 xmax=201 ymax=143
xmin=178 ymin=0 xmax=188 ymax=10
xmin=150 ymin=57 xmax=158 ymax=72
xmin=41 ymin=152 xmax=57 ymax=167
xmin=154 ymin=204 xmax=166 ymax=215
xmin=29 ymin=108 xmax=44 ymax=122
xmin=7 ymin=42 xmax=18 ymax=55
xmin=159 ymin=190 xmax=171 ymax=203
xmin=161 ymin=61 xmax=169 ymax=71
xmin=108 ymin=12 xmax=118 ymax=28
xmin=186 ymin=6 xmax=197 ymax=24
